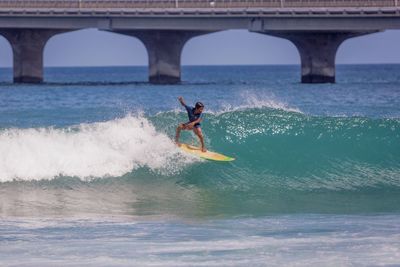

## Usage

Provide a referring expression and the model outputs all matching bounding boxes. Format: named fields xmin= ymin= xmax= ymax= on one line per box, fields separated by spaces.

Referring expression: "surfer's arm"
xmin=188 ymin=113 xmax=203 ymax=126
xmin=178 ymin=96 xmax=186 ymax=107
xmin=186 ymin=118 xmax=202 ymax=127
xmin=178 ymin=97 xmax=192 ymax=113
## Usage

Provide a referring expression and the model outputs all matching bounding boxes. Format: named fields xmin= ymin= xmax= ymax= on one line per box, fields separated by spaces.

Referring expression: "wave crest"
xmin=0 ymin=116 xmax=195 ymax=182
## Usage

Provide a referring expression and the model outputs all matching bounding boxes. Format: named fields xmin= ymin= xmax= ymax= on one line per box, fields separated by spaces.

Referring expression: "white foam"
xmin=240 ymin=91 xmax=302 ymax=113
xmin=1 ymin=215 xmax=399 ymax=267
xmin=0 ymin=115 xmax=195 ymax=182
xmin=209 ymin=90 xmax=302 ymax=115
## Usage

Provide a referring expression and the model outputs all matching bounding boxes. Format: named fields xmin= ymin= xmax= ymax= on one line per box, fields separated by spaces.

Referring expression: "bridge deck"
xmin=0 ymin=8 xmax=399 ymax=18
xmin=0 ymin=0 xmax=398 ymax=10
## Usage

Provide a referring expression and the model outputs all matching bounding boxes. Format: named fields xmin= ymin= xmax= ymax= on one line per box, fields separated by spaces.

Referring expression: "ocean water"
xmin=0 ymin=65 xmax=399 ymax=266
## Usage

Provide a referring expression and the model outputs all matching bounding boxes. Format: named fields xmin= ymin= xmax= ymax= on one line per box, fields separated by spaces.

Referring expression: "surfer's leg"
xmin=175 ymin=124 xmax=184 ymax=145
xmin=176 ymin=123 xmax=192 ymax=145
xmin=193 ymin=127 xmax=206 ymax=152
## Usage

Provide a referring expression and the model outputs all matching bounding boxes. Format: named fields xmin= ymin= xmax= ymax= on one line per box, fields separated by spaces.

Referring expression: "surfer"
xmin=175 ymin=96 xmax=206 ymax=152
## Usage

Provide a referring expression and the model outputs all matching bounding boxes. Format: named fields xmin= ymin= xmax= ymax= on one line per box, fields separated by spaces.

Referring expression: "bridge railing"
xmin=0 ymin=0 xmax=397 ymax=9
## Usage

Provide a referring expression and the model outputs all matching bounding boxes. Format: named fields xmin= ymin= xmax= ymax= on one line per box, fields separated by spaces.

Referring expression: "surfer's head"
xmin=195 ymin=102 xmax=204 ymax=113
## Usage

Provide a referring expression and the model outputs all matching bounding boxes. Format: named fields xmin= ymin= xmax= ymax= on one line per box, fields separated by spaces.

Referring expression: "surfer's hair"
xmin=195 ymin=102 xmax=204 ymax=109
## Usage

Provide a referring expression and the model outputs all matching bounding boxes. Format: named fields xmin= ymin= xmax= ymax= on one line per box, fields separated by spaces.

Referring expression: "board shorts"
xmin=184 ymin=122 xmax=201 ymax=128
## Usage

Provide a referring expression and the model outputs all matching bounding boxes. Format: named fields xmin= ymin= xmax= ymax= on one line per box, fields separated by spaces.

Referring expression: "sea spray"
xmin=0 ymin=115 xmax=195 ymax=182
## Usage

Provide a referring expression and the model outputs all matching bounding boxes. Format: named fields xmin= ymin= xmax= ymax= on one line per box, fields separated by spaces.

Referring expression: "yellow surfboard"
xmin=179 ymin=143 xmax=235 ymax=162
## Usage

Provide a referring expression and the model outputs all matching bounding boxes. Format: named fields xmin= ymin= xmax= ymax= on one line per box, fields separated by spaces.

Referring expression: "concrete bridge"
xmin=0 ymin=0 xmax=399 ymax=84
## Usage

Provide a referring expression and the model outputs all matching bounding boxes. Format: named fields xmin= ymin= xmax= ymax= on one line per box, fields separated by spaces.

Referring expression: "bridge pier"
xmin=115 ymin=30 xmax=211 ymax=84
xmin=261 ymin=31 xmax=374 ymax=83
xmin=0 ymin=29 xmax=66 ymax=83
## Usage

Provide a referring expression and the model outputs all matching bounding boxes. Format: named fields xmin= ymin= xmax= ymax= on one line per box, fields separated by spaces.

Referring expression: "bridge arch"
xmin=182 ymin=30 xmax=300 ymax=66
xmin=44 ymin=28 xmax=148 ymax=81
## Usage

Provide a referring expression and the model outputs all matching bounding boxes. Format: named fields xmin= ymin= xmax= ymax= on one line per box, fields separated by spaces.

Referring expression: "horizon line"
xmin=0 ymin=62 xmax=399 ymax=69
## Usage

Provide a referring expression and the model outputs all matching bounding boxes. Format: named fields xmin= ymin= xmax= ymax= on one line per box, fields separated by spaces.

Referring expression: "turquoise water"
xmin=0 ymin=65 xmax=399 ymax=266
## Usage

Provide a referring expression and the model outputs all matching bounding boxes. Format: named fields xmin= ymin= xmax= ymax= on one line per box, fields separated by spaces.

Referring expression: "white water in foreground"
xmin=0 ymin=214 xmax=399 ymax=267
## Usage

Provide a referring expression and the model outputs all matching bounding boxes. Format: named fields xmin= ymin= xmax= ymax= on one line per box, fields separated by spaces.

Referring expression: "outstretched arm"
xmin=178 ymin=96 xmax=186 ymax=107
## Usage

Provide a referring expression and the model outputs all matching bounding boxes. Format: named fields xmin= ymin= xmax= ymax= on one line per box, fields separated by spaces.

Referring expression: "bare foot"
xmin=175 ymin=141 xmax=181 ymax=147
xmin=201 ymin=147 xmax=207 ymax=152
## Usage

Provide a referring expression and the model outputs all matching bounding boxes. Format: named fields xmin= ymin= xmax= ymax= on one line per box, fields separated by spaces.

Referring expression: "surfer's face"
xmin=195 ymin=107 xmax=204 ymax=114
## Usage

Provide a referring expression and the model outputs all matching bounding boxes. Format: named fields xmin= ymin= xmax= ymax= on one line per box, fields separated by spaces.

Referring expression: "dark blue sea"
xmin=0 ymin=65 xmax=399 ymax=266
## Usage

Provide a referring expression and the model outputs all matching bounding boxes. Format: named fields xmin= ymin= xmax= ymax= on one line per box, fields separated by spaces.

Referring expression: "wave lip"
xmin=0 ymin=115 xmax=194 ymax=182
